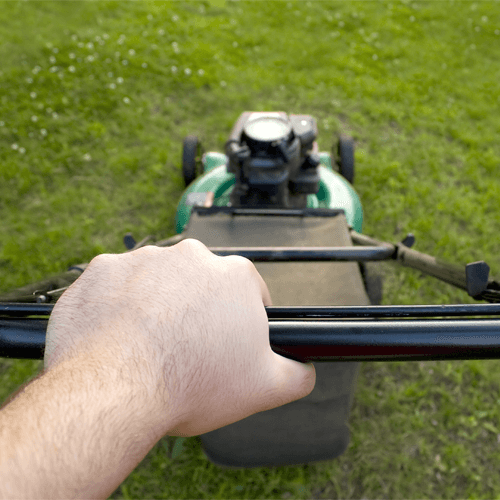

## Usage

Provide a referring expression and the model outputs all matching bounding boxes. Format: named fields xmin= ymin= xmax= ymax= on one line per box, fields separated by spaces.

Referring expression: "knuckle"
xmin=132 ymin=244 xmax=161 ymax=255
xmin=88 ymin=252 xmax=116 ymax=268
xmin=176 ymin=238 xmax=210 ymax=254
xmin=226 ymin=254 xmax=255 ymax=272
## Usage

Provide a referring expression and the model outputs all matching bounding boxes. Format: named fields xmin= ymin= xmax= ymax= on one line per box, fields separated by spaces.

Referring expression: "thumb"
xmin=259 ymin=355 xmax=316 ymax=413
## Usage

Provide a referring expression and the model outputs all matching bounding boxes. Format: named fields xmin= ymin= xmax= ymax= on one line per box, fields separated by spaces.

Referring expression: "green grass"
xmin=1 ymin=1 xmax=500 ymax=498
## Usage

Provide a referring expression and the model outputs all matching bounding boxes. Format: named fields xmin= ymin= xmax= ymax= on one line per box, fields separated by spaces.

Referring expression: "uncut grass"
xmin=1 ymin=1 xmax=500 ymax=499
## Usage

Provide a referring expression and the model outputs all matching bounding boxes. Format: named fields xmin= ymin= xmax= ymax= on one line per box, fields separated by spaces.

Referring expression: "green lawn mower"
xmin=1 ymin=111 xmax=500 ymax=469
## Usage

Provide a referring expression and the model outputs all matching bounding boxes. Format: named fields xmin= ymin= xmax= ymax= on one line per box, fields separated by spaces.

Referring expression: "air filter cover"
xmin=243 ymin=116 xmax=293 ymax=143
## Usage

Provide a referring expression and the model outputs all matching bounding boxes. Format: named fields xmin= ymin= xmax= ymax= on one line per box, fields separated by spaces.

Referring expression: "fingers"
xmin=252 ymin=266 xmax=273 ymax=307
xmin=171 ymin=238 xmax=274 ymax=307
xmin=219 ymin=254 xmax=273 ymax=307
xmin=258 ymin=356 xmax=316 ymax=413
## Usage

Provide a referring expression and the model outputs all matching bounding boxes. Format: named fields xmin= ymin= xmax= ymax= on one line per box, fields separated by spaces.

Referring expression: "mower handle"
xmin=2 ymin=303 xmax=500 ymax=362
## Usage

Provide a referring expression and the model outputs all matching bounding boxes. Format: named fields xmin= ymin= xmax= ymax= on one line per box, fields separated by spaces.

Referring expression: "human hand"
xmin=44 ymin=239 xmax=316 ymax=438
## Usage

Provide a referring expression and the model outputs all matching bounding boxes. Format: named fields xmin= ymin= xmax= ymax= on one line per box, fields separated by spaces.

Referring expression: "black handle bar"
xmin=1 ymin=226 xmax=500 ymax=361
xmin=2 ymin=303 xmax=500 ymax=362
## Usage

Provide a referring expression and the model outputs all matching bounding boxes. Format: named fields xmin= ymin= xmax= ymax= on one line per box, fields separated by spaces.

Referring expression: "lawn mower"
xmin=1 ymin=111 xmax=500 ymax=469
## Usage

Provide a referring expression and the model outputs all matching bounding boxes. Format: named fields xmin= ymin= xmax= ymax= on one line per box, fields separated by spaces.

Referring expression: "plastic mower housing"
xmin=177 ymin=112 xmax=362 ymax=235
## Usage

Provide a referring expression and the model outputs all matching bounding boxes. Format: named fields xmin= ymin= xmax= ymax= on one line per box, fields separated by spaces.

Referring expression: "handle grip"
xmin=2 ymin=317 xmax=500 ymax=363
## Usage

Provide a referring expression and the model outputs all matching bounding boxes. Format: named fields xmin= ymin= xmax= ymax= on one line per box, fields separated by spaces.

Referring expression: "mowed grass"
xmin=1 ymin=1 xmax=500 ymax=498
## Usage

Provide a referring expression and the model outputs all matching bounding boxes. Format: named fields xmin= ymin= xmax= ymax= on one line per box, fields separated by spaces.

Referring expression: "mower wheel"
xmin=359 ymin=262 xmax=383 ymax=306
xmin=182 ymin=136 xmax=203 ymax=187
xmin=335 ymin=134 xmax=355 ymax=185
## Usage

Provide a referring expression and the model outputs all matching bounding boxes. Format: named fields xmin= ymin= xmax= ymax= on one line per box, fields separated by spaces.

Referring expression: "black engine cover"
xmin=225 ymin=112 xmax=320 ymax=208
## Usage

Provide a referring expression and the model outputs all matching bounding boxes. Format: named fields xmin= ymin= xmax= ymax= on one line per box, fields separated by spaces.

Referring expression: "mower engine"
xmin=225 ymin=112 xmax=321 ymax=208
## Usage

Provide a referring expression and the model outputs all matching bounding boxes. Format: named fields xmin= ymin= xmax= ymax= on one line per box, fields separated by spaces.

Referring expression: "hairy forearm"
xmin=0 ymin=350 xmax=164 ymax=499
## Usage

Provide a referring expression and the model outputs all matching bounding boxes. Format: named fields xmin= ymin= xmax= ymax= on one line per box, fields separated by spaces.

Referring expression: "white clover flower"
xmin=86 ymin=55 xmax=95 ymax=62
xmin=30 ymin=92 xmax=37 ymax=98
xmin=372 ymin=54 xmax=378 ymax=60
xmin=19 ymin=147 xmax=26 ymax=154
xmin=172 ymin=15 xmax=179 ymax=22
xmin=108 ymin=72 xmax=114 ymax=77
xmin=122 ymin=60 xmax=128 ymax=65
xmin=52 ymin=112 xmax=58 ymax=119
xmin=109 ymin=83 xmax=116 ymax=89
xmin=0 ymin=121 xmax=4 ymax=127
xmin=184 ymin=68 xmax=191 ymax=75
xmin=71 ymin=34 xmax=78 ymax=41
xmin=220 ymin=80 xmax=227 ymax=87
xmin=83 ymin=153 xmax=91 ymax=161
xmin=50 ymin=56 xmax=56 ymax=63
xmin=69 ymin=53 xmax=76 ymax=59
xmin=495 ymin=29 xmax=500 ymax=35
xmin=118 ymin=39 xmax=124 ymax=45
xmin=128 ymin=49 xmax=135 ymax=56
xmin=158 ymin=29 xmax=165 ymax=35
xmin=123 ymin=97 xmax=130 ymax=104
xmin=11 ymin=143 xmax=18 ymax=150
xmin=142 ymin=62 xmax=148 ymax=68
xmin=53 ymin=47 xmax=59 ymax=54
xmin=69 ymin=66 xmax=76 ymax=72
xmin=482 ymin=16 xmax=488 ymax=22
xmin=147 ymin=14 xmax=153 ymax=21
xmin=233 ymin=41 xmax=238 ymax=48
xmin=117 ymin=77 xmax=124 ymax=83
xmin=41 ymin=129 xmax=47 ymax=136
xmin=26 ymin=77 xmax=33 ymax=83
xmin=78 ymin=42 xmax=84 ymax=48
xmin=339 ymin=21 xmax=345 ymax=27
xmin=197 ymin=69 xmax=204 ymax=76
xmin=31 ymin=115 xmax=38 ymax=122
xmin=410 ymin=15 xmax=415 ymax=22
xmin=103 ymin=33 xmax=109 ymax=40
xmin=171 ymin=65 xmax=177 ymax=73
xmin=50 ymin=66 xmax=58 ymax=73
xmin=86 ymin=42 xmax=94 ymax=50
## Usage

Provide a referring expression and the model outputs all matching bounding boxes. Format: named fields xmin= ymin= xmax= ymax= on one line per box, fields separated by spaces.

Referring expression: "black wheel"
xmin=359 ymin=262 xmax=383 ymax=306
xmin=182 ymin=136 xmax=203 ymax=187
xmin=335 ymin=134 xmax=355 ymax=185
